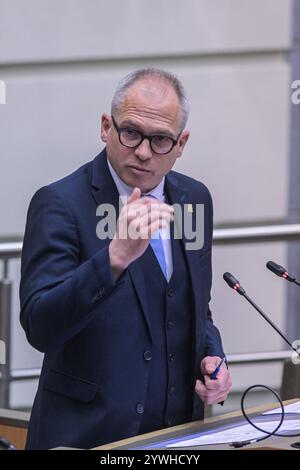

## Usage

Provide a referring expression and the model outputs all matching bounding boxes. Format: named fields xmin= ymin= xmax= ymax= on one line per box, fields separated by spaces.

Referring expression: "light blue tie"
xmin=143 ymin=194 xmax=168 ymax=279
xmin=150 ymin=232 xmax=168 ymax=279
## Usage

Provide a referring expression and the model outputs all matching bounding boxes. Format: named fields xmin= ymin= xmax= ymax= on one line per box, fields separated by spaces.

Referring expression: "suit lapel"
xmin=89 ymin=149 xmax=121 ymax=239
xmin=165 ymin=173 xmax=200 ymax=295
xmin=89 ymin=149 xmax=153 ymax=340
xmin=165 ymin=173 xmax=202 ymax=359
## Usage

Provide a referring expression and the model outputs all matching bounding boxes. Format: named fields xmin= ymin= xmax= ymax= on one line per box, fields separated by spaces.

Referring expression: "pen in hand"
xmin=210 ymin=356 xmax=226 ymax=405
xmin=210 ymin=356 xmax=226 ymax=380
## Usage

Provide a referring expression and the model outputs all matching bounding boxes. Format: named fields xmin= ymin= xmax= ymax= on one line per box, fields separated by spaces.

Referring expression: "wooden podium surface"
xmin=0 ymin=408 xmax=29 ymax=450
xmin=94 ymin=399 xmax=300 ymax=451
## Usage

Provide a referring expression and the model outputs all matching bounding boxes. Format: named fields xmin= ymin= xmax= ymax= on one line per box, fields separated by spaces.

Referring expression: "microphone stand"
xmin=223 ymin=272 xmax=300 ymax=357
xmin=243 ymin=292 xmax=299 ymax=355
xmin=223 ymin=272 xmax=300 ymax=448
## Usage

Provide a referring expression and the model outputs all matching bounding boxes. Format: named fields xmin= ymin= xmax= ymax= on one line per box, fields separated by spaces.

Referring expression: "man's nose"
xmin=134 ymin=138 xmax=153 ymax=160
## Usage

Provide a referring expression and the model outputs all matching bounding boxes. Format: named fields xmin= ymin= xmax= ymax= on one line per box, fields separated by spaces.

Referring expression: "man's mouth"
xmin=128 ymin=165 xmax=151 ymax=175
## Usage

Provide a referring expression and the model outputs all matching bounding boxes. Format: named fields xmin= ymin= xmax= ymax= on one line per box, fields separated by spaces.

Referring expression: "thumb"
xmin=127 ymin=187 xmax=141 ymax=204
xmin=201 ymin=356 xmax=220 ymax=375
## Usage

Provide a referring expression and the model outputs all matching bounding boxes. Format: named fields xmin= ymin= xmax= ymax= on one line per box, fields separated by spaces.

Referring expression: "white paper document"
xmin=166 ymin=419 xmax=300 ymax=448
xmin=263 ymin=400 xmax=300 ymax=415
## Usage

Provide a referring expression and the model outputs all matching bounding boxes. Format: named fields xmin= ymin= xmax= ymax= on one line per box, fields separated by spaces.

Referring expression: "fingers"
xmin=127 ymin=211 xmax=173 ymax=240
xmin=195 ymin=379 xmax=207 ymax=399
xmin=126 ymin=204 xmax=174 ymax=222
xmin=112 ymin=188 xmax=174 ymax=270
xmin=203 ymin=375 xmax=221 ymax=390
xmin=118 ymin=196 xmax=174 ymax=240
xmin=127 ymin=200 xmax=174 ymax=218
xmin=110 ymin=188 xmax=174 ymax=272
xmin=201 ymin=356 xmax=222 ymax=376
xmin=195 ymin=368 xmax=232 ymax=405
xmin=195 ymin=378 xmax=231 ymax=405
xmin=205 ymin=366 xmax=232 ymax=390
xmin=127 ymin=187 xmax=141 ymax=204
xmin=139 ymin=219 xmax=169 ymax=239
xmin=195 ymin=379 xmax=225 ymax=405
xmin=126 ymin=188 xmax=174 ymax=215
xmin=127 ymin=188 xmax=165 ymax=207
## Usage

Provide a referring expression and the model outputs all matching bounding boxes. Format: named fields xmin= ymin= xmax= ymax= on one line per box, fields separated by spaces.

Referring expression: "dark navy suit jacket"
xmin=20 ymin=149 xmax=224 ymax=449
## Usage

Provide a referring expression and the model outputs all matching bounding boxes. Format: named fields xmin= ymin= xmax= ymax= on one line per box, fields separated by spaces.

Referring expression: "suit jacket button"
xmin=168 ymin=353 xmax=175 ymax=362
xmin=143 ymin=350 xmax=152 ymax=361
xmin=167 ymin=288 xmax=175 ymax=297
xmin=136 ymin=403 xmax=144 ymax=414
xmin=169 ymin=386 xmax=176 ymax=395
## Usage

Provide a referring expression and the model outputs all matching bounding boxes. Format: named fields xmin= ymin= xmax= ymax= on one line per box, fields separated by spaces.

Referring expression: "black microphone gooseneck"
xmin=223 ymin=272 xmax=300 ymax=356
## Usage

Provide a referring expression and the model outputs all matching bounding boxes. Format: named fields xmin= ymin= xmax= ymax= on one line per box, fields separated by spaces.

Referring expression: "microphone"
xmin=223 ymin=272 xmax=245 ymax=295
xmin=223 ymin=272 xmax=300 ymax=357
xmin=266 ymin=261 xmax=300 ymax=286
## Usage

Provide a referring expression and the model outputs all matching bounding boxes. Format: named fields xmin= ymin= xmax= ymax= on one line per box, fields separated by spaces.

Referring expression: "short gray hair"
xmin=111 ymin=68 xmax=190 ymax=129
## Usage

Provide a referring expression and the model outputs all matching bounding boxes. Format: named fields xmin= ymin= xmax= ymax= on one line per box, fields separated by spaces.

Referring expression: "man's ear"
xmin=177 ymin=129 xmax=190 ymax=158
xmin=101 ymin=113 xmax=111 ymax=143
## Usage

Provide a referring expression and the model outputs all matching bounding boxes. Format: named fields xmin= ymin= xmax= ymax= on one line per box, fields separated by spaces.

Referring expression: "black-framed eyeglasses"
xmin=111 ymin=115 xmax=181 ymax=155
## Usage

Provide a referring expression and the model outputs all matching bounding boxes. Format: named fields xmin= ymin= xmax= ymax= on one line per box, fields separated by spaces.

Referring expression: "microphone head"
xmin=266 ymin=261 xmax=285 ymax=277
xmin=266 ymin=261 xmax=295 ymax=282
xmin=223 ymin=272 xmax=245 ymax=295
xmin=223 ymin=272 xmax=239 ymax=288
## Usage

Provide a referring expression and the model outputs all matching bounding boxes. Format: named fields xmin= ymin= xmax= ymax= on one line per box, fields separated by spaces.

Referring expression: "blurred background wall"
xmin=0 ymin=0 xmax=299 ymax=413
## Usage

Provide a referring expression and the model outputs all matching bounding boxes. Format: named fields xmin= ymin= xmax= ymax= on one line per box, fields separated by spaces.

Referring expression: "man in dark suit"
xmin=20 ymin=68 xmax=232 ymax=449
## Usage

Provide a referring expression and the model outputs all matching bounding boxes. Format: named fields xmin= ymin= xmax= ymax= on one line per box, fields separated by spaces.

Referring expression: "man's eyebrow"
xmin=120 ymin=120 xmax=176 ymax=138
xmin=119 ymin=120 xmax=142 ymax=129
